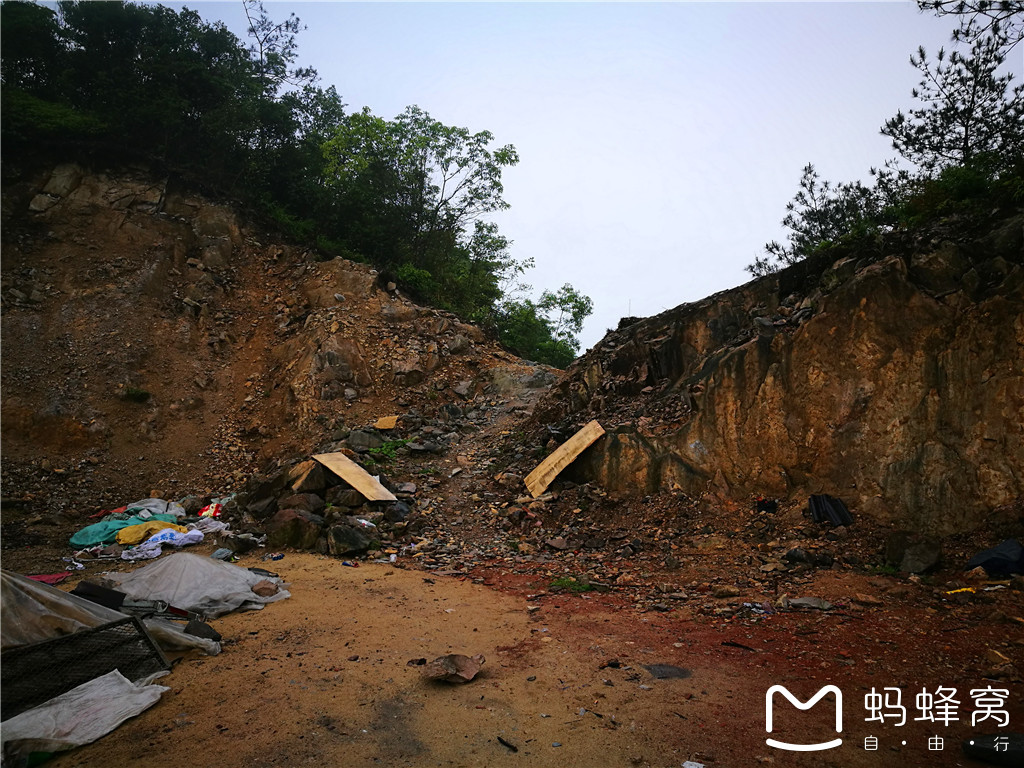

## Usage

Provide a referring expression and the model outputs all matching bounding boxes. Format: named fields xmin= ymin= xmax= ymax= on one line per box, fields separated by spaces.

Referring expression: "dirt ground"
xmin=23 ymin=541 xmax=1022 ymax=768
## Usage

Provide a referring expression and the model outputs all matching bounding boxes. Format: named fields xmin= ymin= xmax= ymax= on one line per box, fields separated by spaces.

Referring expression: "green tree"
xmin=242 ymin=0 xmax=316 ymax=99
xmin=881 ymin=31 xmax=1024 ymax=174
xmin=748 ymin=164 xmax=879 ymax=276
xmin=496 ymin=284 xmax=593 ymax=368
xmin=322 ymin=105 xmax=524 ymax=317
xmin=0 ymin=1 xmax=65 ymax=94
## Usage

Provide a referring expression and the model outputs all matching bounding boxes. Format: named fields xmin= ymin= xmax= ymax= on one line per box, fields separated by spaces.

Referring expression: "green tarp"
xmin=69 ymin=514 xmax=180 ymax=549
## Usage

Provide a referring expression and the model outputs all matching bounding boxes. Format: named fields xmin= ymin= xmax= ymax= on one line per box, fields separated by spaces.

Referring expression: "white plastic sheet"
xmin=0 ymin=670 xmax=168 ymax=764
xmin=126 ymin=498 xmax=185 ymax=518
xmin=104 ymin=552 xmax=290 ymax=618
xmin=0 ymin=571 xmax=125 ymax=651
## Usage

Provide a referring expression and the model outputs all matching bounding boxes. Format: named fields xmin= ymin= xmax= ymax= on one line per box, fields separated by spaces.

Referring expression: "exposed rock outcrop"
xmin=537 ymin=215 xmax=1024 ymax=534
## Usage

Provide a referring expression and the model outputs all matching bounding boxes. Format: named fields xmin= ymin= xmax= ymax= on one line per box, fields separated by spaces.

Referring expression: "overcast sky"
xmin=168 ymin=1 xmax=1019 ymax=351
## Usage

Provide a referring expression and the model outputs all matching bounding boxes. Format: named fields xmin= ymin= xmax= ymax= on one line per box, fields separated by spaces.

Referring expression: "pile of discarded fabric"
xmin=70 ymin=498 xmax=229 ymax=561
xmin=1 ymin=555 xmax=290 ymax=763
xmin=0 ymin=570 xmax=207 ymax=765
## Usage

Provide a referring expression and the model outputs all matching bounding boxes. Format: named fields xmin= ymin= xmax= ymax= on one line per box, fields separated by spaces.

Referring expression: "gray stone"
xmin=900 ymin=540 xmax=942 ymax=573
xmin=392 ymin=354 xmax=425 ymax=386
xmin=247 ymin=496 xmax=278 ymax=521
xmin=384 ymin=501 xmax=412 ymax=523
xmin=42 ymin=163 xmax=84 ymax=197
xmin=326 ymin=487 xmax=365 ymax=508
xmin=346 ymin=430 xmax=383 ymax=453
xmin=29 ymin=194 xmax=59 ymax=213
xmin=447 ymin=335 xmax=471 ymax=354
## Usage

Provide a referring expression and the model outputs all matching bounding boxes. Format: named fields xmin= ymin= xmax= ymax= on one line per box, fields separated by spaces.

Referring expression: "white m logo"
xmin=765 ymin=684 xmax=843 ymax=752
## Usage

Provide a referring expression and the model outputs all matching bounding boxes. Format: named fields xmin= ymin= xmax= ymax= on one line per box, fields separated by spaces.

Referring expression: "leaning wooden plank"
xmin=312 ymin=452 xmax=397 ymax=502
xmin=524 ymin=420 xmax=606 ymax=498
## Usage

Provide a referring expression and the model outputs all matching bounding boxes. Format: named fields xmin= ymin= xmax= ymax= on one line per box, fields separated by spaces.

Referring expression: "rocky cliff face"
xmin=535 ymin=214 xmax=1024 ymax=534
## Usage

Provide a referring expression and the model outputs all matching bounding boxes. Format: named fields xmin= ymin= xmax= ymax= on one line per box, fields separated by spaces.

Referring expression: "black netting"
xmin=1 ymin=616 xmax=170 ymax=720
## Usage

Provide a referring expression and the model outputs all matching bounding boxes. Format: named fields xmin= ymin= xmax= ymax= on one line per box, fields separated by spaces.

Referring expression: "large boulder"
xmin=265 ymin=509 xmax=324 ymax=550
xmin=277 ymin=493 xmax=325 ymax=515
xmin=326 ymin=517 xmax=380 ymax=556
xmin=287 ymin=460 xmax=327 ymax=494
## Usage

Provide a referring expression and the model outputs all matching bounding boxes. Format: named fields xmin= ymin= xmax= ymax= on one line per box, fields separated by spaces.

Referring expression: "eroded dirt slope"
xmin=1 ymin=162 xmax=549 ymax=528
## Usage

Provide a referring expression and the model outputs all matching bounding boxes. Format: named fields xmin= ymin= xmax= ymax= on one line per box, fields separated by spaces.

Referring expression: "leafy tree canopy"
xmin=748 ymin=7 xmax=1023 ymax=277
xmin=0 ymin=0 xmax=591 ymax=368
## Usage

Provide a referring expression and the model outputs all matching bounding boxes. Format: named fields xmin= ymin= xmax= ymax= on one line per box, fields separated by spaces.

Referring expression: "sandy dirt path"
xmin=48 ymin=554 xmax=689 ymax=768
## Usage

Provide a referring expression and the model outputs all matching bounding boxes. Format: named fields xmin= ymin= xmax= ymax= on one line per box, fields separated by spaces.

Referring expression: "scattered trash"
xmin=247 ymin=567 xmax=279 ymax=579
xmin=1 ymin=571 xmax=176 ymax=721
xmin=0 ymin=670 xmax=169 ymax=765
xmin=341 ymin=561 xmax=360 ymax=568
xmin=199 ymin=502 xmax=222 ymax=518
xmin=682 ymin=762 xmax=706 ymax=768
xmin=524 ymin=420 xmax=605 ymax=498
xmin=421 ymin=653 xmax=485 ymax=683
xmin=69 ymin=512 xmax=181 ymax=549
xmin=26 ymin=572 xmax=71 ymax=585
xmin=966 ymin=539 xmax=1024 ymax=577
xmin=497 ymin=736 xmax=518 ymax=753
xmin=643 ymin=664 xmax=692 ymax=680
xmin=190 ymin=517 xmax=229 ymax=535
xmin=263 ymin=552 xmax=285 ymax=561
xmin=115 ymin=520 xmax=189 ymax=545
xmin=125 ymin=498 xmax=186 ymax=518
xmin=61 ymin=558 xmax=85 ymax=570
xmin=807 ymin=494 xmax=853 ymax=526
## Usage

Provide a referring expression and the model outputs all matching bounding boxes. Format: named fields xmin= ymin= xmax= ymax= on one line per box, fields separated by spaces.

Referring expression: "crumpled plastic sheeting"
xmin=120 ymin=541 xmax=164 ymax=561
xmin=189 ymin=517 xmax=229 ymax=535
xmin=104 ymin=552 xmax=290 ymax=619
xmin=147 ymin=528 xmax=203 ymax=547
xmin=0 ymin=570 xmax=220 ymax=656
xmin=143 ymin=618 xmax=219 ymax=655
xmin=1 ymin=571 xmax=124 ymax=651
xmin=125 ymin=498 xmax=186 ymax=518
xmin=0 ymin=670 xmax=168 ymax=764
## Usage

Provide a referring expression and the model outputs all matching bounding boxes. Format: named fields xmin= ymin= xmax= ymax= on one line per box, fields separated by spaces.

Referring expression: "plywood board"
xmin=312 ymin=452 xmax=397 ymax=502
xmin=524 ymin=420 xmax=605 ymax=498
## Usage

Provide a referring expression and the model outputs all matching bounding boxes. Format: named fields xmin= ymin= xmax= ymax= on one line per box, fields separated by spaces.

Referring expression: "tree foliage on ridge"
xmin=0 ymin=0 xmax=591 ymax=368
